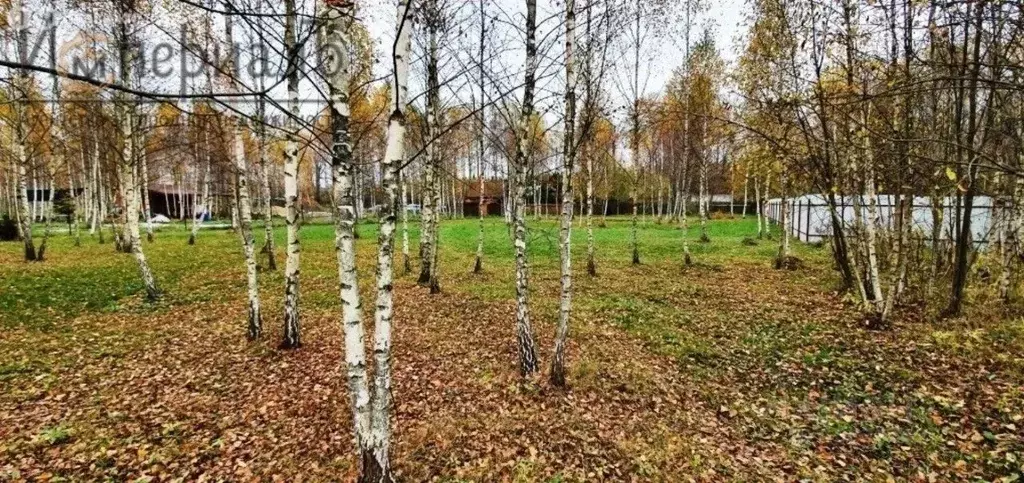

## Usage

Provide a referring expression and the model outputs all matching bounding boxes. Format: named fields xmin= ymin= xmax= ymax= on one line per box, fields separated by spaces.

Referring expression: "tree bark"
xmin=551 ymin=0 xmax=577 ymax=387
xmin=512 ymin=0 xmax=540 ymax=376
xmin=280 ymin=0 xmax=302 ymax=348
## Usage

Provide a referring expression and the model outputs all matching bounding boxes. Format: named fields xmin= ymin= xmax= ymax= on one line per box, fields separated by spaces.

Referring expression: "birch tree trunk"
xmin=367 ymin=20 xmax=407 ymax=479
xmin=551 ymin=0 xmax=577 ymax=387
xmin=999 ymin=172 xmax=1022 ymax=301
xmin=680 ymin=162 xmax=692 ymax=265
xmin=401 ymin=170 xmax=411 ymax=274
xmin=140 ymin=145 xmax=154 ymax=242
xmin=418 ymin=11 xmax=439 ymax=291
xmin=189 ymin=134 xmax=210 ymax=245
xmin=280 ymin=0 xmax=302 ymax=348
xmin=473 ymin=0 xmax=487 ymax=274
xmin=252 ymin=115 xmax=274 ymax=270
xmin=860 ymin=107 xmax=885 ymax=319
xmin=37 ymin=170 xmax=54 ymax=260
xmin=742 ymin=165 xmax=749 ymax=218
xmin=95 ymin=141 xmax=106 ymax=244
xmin=327 ymin=1 xmax=410 ymax=478
xmin=327 ymin=5 xmax=372 ymax=476
xmin=698 ymin=152 xmax=710 ymax=242
xmin=754 ymin=175 xmax=763 ymax=238
xmin=774 ymin=171 xmax=790 ymax=269
xmin=111 ymin=5 xmax=159 ymax=300
xmin=512 ymin=0 xmax=540 ymax=376
xmin=12 ymin=0 xmax=35 ymax=261
xmin=224 ymin=8 xmax=262 ymax=339
xmin=70 ymin=152 xmax=82 ymax=246
xmin=586 ymin=145 xmax=596 ymax=276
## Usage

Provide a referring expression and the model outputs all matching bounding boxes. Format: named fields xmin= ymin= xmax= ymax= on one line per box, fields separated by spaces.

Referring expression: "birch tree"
xmin=551 ymin=0 xmax=577 ymax=387
xmin=327 ymin=0 xmax=410 ymax=478
xmin=512 ymin=0 xmax=540 ymax=376
xmin=114 ymin=0 xmax=159 ymax=301
xmin=280 ymin=0 xmax=301 ymax=348
xmin=224 ymin=3 xmax=262 ymax=340
xmin=418 ymin=0 xmax=442 ymax=294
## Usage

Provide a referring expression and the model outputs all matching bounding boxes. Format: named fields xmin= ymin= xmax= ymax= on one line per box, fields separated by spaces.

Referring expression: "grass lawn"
xmin=1 ymin=215 xmax=1022 ymax=480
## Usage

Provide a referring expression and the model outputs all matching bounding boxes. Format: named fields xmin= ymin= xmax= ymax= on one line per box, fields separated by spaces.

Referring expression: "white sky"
xmin=361 ymin=0 xmax=747 ymax=114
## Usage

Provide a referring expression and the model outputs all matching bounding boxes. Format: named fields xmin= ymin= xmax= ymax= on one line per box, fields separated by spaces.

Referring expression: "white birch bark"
xmin=418 ymin=11 xmax=439 ymax=290
xmin=513 ymin=0 xmax=540 ymax=376
xmin=754 ymin=175 xmax=763 ymax=238
xmin=140 ymin=144 xmax=154 ymax=242
xmin=70 ymin=151 xmax=81 ymax=246
xmin=775 ymin=171 xmax=790 ymax=269
xmin=742 ymin=164 xmax=749 ymax=218
xmin=999 ymin=172 xmax=1023 ymax=301
xmin=12 ymin=0 xmax=35 ymax=260
xmin=258 ymin=104 xmax=276 ymax=270
xmin=189 ymin=135 xmax=210 ymax=245
xmin=401 ymin=170 xmax=411 ymax=274
xmin=860 ymin=109 xmax=885 ymax=317
xmin=112 ymin=6 xmax=159 ymax=299
xmin=37 ymin=170 xmax=54 ymax=260
xmin=585 ymin=144 xmax=596 ymax=276
xmin=698 ymin=147 xmax=709 ymax=242
xmin=223 ymin=8 xmax=262 ymax=339
xmin=551 ymin=0 xmax=577 ymax=387
xmin=280 ymin=0 xmax=301 ymax=348
xmin=472 ymin=0 xmax=487 ymax=274
xmin=328 ymin=1 xmax=411 ymax=478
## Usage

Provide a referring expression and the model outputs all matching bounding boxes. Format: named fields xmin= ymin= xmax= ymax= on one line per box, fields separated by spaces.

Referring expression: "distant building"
xmin=463 ymin=179 xmax=505 ymax=217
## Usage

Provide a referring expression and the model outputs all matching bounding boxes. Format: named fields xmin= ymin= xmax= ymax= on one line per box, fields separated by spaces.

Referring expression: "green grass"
xmin=1 ymin=215 xmax=802 ymax=328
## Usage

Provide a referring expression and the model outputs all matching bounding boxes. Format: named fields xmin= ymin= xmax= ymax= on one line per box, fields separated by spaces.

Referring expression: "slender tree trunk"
xmin=742 ymin=165 xmax=749 ymax=218
xmin=280 ymin=0 xmax=302 ymax=348
xmin=12 ymin=0 xmax=35 ymax=261
xmin=699 ymin=154 xmax=709 ymax=242
xmin=473 ymin=4 xmax=487 ymax=274
xmin=860 ymin=107 xmax=885 ymax=320
xmin=190 ymin=130 xmax=210 ymax=245
xmin=367 ymin=34 xmax=406 ymax=483
xmin=95 ymin=141 xmax=106 ymax=244
xmin=37 ymin=171 xmax=55 ymax=260
xmin=70 ymin=153 xmax=81 ymax=246
xmin=754 ymin=175 xmax=763 ymax=238
xmin=551 ymin=0 xmax=577 ymax=387
xmin=774 ymin=171 xmax=790 ymax=269
xmin=139 ymin=146 xmax=154 ymax=242
xmin=120 ymin=109 xmax=158 ymax=299
xmin=418 ymin=18 xmax=439 ymax=289
xmin=586 ymin=147 xmax=596 ymax=276
xmin=512 ymin=0 xmax=540 ymax=376
xmin=401 ymin=170 xmax=411 ymax=274
xmin=223 ymin=10 xmax=262 ymax=339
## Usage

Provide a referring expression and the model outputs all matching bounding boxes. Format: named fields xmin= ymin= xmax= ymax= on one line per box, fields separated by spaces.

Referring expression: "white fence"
xmin=765 ymin=195 xmax=996 ymax=245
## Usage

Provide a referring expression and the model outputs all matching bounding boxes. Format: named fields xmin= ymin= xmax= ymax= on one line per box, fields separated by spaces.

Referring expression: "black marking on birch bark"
xmin=359 ymin=449 xmax=394 ymax=483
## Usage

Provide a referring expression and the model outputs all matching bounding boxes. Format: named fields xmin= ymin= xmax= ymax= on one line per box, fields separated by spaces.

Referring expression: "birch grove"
xmin=1 ymin=0 xmax=1024 ymax=474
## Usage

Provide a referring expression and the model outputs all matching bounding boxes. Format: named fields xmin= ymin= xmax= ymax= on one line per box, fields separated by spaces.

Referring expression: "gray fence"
xmin=765 ymin=195 xmax=997 ymax=246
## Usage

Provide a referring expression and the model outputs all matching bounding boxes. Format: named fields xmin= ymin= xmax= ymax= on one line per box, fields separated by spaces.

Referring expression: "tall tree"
xmin=511 ymin=0 xmax=540 ymax=376
xmin=551 ymin=0 xmax=577 ymax=387
xmin=280 ymin=0 xmax=302 ymax=348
